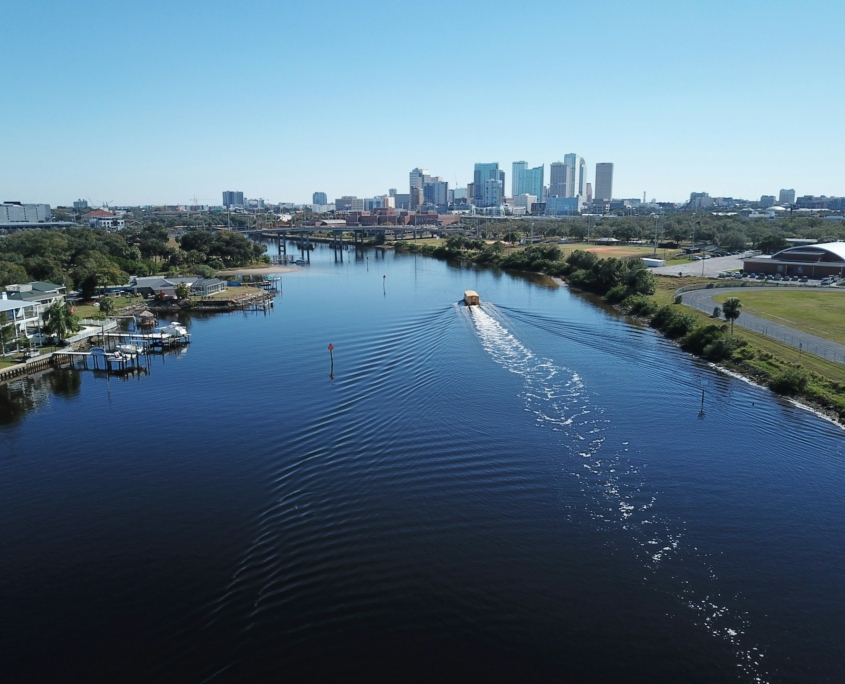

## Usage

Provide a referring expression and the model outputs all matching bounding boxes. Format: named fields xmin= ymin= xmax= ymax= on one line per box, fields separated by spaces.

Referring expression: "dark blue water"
xmin=2 ymin=244 xmax=844 ymax=683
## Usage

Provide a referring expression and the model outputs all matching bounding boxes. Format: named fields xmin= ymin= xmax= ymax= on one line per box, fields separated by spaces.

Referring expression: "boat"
xmin=160 ymin=323 xmax=188 ymax=337
xmin=118 ymin=344 xmax=143 ymax=355
xmin=464 ymin=290 xmax=480 ymax=306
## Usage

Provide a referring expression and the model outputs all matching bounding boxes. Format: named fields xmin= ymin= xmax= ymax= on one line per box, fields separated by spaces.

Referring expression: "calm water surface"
xmin=1 ymin=244 xmax=844 ymax=683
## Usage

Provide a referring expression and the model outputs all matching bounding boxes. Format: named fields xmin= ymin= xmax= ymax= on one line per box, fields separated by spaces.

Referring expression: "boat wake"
xmin=467 ymin=303 xmax=768 ymax=684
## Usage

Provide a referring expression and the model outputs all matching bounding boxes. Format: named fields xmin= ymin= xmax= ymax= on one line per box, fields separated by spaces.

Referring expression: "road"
xmin=680 ymin=286 xmax=845 ymax=364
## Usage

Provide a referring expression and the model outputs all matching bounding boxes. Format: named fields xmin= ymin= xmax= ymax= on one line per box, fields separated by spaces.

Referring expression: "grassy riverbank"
xmin=643 ymin=277 xmax=845 ymax=420
xmin=713 ymin=290 xmax=845 ymax=345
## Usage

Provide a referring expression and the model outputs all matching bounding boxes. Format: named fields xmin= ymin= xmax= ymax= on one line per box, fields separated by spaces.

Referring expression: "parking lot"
xmin=652 ymin=253 xmax=750 ymax=278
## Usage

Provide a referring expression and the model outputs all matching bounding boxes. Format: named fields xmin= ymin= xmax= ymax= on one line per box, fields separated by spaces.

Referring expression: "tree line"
xmin=463 ymin=214 xmax=845 ymax=254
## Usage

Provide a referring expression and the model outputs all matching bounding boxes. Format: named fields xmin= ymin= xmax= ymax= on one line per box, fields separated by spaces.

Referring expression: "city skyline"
xmin=2 ymin=0 xmax=843 ymax=205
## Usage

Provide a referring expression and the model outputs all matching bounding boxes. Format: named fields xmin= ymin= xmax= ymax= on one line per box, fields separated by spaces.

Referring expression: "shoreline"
xmin=216 ymin=264 xmax=297 ymax=276
xmin=606 ymin=299 xmax=845 ymax=428
xmin=709 ymin=362 xmax=845 ymax=430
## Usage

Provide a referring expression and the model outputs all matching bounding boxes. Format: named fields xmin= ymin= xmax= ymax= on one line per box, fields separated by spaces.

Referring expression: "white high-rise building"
xmin=482 ymin=178 xmax=503 ymax=207
xmin=512 ymin=161 xmax=527 ymax=197
xmin=563 ymin=154 xmax=585 ymax=198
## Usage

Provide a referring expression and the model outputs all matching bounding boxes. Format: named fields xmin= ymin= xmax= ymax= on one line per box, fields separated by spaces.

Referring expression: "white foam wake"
xmin=468 ymin=304 xmax=768 ymax=684
xmin=470 ymin=305 xmax=597 ymax=439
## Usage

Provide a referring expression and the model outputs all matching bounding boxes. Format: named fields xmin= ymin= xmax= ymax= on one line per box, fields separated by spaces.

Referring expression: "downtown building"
xmin=473 ymin=163 xmax=505 ymax=206
xmin=594 ymin=163 xmax=614 ymax=202
xmin=0 ymin=202 xmax=52 ymax=225
xmin=549 ymin=162 xmax=569 ymax=198
xmin=335 ymin=196 xmax=365 ymax=212
xmin=222 ymin=191 xmax=244 ymax=208
xmin=513 ymin=193 xmax=538 ymax=214
xmin=548 ymin=155 xmax=586 ymax=199
xmin=563 ymin=154 xmax=586 ymax=198
xmin=409 ymin=168 xmax=429 ymax=210
xmin=545 ymin=196 xmax=583 ymax=216
xmin=512 ymin=162 xmax=545 ymax=200
xmin=424 ymin=177 xmax=449 ymax=211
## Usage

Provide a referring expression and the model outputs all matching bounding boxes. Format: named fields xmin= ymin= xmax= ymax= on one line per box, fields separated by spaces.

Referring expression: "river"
xmin=1 ymin=243 xmax=843 ymax=683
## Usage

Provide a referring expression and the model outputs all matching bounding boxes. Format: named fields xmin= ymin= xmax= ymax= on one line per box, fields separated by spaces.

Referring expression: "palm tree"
xmin=42 ymin=301 xmax=80 ymax=342
xmin=722 ymin=297 xmax=742 ymax=334
xmin=99 ymin=297 xmax=115 ymax=317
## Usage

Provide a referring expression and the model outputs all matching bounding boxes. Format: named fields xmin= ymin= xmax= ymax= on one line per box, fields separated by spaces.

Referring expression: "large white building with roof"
xmin=743 ymin=242 xmax=845 ymax=278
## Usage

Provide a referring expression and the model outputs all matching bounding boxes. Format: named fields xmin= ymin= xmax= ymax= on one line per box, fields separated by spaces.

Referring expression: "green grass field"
xmin=713 ymin=290 xmax=845 ymax=345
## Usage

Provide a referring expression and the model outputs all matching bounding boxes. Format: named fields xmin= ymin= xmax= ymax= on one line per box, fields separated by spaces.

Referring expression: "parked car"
xmin=799 ymin=276 xmax=808 ymax=283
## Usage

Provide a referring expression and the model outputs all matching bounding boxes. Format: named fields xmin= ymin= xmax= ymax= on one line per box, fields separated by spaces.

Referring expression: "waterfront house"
xmin=0 ymin=296 xmax=41 ymax=345
xmin=5 ymin=281 xmax=67 ymax=309
xmin=0 ymin=282 xmax=68 ymax=344
xmin=130 ymin=276 xmax=199 ymax=298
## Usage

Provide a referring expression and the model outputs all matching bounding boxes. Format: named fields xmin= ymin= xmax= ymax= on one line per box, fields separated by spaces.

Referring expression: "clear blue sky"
xmin=2 ymin=0 xmax=843 ymax=206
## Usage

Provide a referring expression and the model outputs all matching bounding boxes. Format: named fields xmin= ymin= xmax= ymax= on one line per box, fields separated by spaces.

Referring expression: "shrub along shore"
xmin=394 ymin=238 xmax=845 ymax=424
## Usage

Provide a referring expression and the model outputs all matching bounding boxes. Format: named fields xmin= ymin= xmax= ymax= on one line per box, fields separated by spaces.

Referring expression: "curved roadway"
xmin=680 ymin=286 xmax=845 ymax=364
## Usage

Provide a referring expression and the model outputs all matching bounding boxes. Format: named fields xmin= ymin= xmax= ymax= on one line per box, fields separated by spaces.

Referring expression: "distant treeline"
xmin=457 ymin=214 xmax=845 ymax=254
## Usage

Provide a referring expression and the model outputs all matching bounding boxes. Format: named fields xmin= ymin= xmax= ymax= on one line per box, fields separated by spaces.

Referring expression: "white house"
xmin=0 ymin=296 xmax=42 ymax=344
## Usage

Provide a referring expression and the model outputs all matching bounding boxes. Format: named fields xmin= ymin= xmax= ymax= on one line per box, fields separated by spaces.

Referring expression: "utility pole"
xmin=653 ymin=214 xmax=658 ymax=257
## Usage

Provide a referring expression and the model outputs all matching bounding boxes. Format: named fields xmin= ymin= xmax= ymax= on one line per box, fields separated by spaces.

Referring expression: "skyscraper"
xmin=513 ymin=162 xmax=544 ymax=200
xmin=312 ymin=191 xmax=327 ymax=205
xmin=779 ymin=188 xmax=796 ymax=204
xmin=424 ymin=177 xmax=449 ymax=209
xmin=594 ymin=163 xmax=614 ymax=201
xmin=222 ymin=191 xmax=244 ymax=208
xmin=549 ymin=162 xmax=569 ymax=198
xmin=473 ymin=163 xmax=503 ymax=206
xmin=562 ymin=154 xmax=586 ymax=198
xmin=578 ymin=157 xmax=587 ymax=197
xmin=482 ymin=178 xmax=503 ymax=207
xmin=512 ymin=161 xmax=527 ymax=197
xmin=410 ymin=167 xmax=429 ymax=210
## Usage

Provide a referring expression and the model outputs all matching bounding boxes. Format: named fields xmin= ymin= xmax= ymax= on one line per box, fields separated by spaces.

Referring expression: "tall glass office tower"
xmin=517 ymin=165 xmax=544 ymax=200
